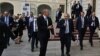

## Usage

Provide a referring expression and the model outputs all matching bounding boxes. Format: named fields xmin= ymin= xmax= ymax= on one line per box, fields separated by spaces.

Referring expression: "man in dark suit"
xmin=37 ymin=9 xmax=54 ymax=56
xmin=56 ymin=7 xmax=62 ymax=28
xmin=25 ymin=12 xmax=34 ymax=42
xmin=88 ymin=12 xmax=99 ymax=47
xmin=58 ymin=13 xmax=74 ymax=56
xmin=0 ymin=20 xmax=15 ymax=56
xmin=86 ymin=3 xmax=92 ymax=18
xmin=56 ymin=7 xmax=62 ymax=22
xmin=75 ymin=1 xmax=83 ymax=18
xmin=0 ymin=12 xmax=3 ymax=19
xmin=76 ymin=12 xmax=88 ymax=50
xmin=0 ymin=11 xmax=14 ymax=46
xmin=30 ymin=16 xmax=38 ymax=52
xmin=71 ymin=1 xmax=77 ymax=19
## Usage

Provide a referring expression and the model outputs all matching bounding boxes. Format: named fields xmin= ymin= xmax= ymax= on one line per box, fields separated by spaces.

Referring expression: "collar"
xmin=43 ymin=15 xmax=47 ymax=19
xmin=5 ymin=15 xmax=8 ymax=17
xmin=30 ymin=16 xmax=34 ymax=18
xmin=65 ymin=19 xmax=69 ymax=21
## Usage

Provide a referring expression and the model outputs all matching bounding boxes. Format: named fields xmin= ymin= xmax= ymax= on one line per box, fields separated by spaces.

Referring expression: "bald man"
xmin=37 ymin=9 xmax=54 ymax=56
xmin=58 ymin=13 xmax=74 ymax=56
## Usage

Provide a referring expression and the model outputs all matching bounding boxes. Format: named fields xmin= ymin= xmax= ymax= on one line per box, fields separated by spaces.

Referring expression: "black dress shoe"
xmin=90 ymin=43 xmax=94 ymax=47
xmin=31 ymin=49 xmax=34 ymax=52
xmin=67 ymin=54 xmax=70 ymax=56
xmin=20 ymin=40 xmax=23 ymax=42
xmin=80 ymin=47 xmax=83 ymax=50
xmin=61 ymin=54 xmax=64 ymax=56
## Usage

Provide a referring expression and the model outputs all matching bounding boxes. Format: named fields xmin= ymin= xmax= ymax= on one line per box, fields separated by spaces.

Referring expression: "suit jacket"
xmin=75 ymin=4 xmax=83 ymax=14
xmin=30 ymin=19 xmax=38 ymax=35
xmin=1 ymin=16 xmax=14 ymax=29
xmin=71 ymin=4 xmax=77 ymax=14
xmin=86 ymin=6 xmax=92 ymax=16
xmin=25 ymin=16 xmax=30 ymax=28
xmin=56 ymin=10 xmax=62 ymax=22
xmin=76 ymin=16 xmax=88 ymax=31
xmin=88 ymin=16 xmax=99 ymax=29
xmin=37 ymin=16 xmax=54 ymax=39
xmin=58 ymin=19 xmax=74 ymax=37
xmin=0 ymin=21 xmax=15 ymax=49
xmin=18 ymin=18 xmax=25 ymax=30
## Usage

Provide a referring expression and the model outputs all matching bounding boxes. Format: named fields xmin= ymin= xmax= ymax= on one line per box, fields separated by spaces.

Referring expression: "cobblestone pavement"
xmin=2 ymin=30 xmax=100 ymax=56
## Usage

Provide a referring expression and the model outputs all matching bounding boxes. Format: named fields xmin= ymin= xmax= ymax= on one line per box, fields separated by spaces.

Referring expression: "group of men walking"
xmin=0 ymin=1 xmax=100 ymax=56
xmin=0 ymin=9 xmax=54 ymax=56
xmin=55 ymin=1 xmax=99 ymax=56
xmin=56 ymin=11 xmax=99 ymax=56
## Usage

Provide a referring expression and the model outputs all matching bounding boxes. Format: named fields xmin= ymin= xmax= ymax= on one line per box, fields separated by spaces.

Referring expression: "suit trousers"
xmin=60 ymin=33 xmax=71 ymax=54
xmin=27 ymin=28 xmax=31 ymax=39
xmin=6 ymin=35 xmax=10 ymax=45
xmin=78 ymin=28 xmax=86 ymax=49
xmin=31 ymin=32 xmax=38 ymax=50
xmin=39 ymin=36 xmax=49 ymax=56
xmin=89 ymin=27 xmax=96 ymax=46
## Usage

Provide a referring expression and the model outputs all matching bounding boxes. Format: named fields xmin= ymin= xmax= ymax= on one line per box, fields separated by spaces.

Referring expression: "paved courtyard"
xmin=2 ymin=30 xmax=100 ymax=56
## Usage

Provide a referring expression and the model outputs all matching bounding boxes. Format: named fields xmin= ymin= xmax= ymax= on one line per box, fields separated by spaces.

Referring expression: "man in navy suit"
xmin=25 ymin=12 xmax=33 ymax=42
xmin=30 ymin=16 xmax=38 ymax=52
xmin=1 ymin=11 xmax=14 ymax=46
xmin=56 ymin=7 xmax=62 ymax=23
xmin=0 ymin=20 xmax=15 ymax=56
xmin=86 ymin=3 xmax=92 ymax=18
xmin=88 ymin=12 xmax=99 ymax=47
xmin=58 ymin=13 xmax=74 ymax=56
xmin=76 ymin=12 xmax=88 ymax=50
xmin=75 ymin=1 xmax=83 ymax=18
xmin=71 ymin=1 xmax=77 ymax=19
xmin=56 ymin=7 xmax=62 ymax=28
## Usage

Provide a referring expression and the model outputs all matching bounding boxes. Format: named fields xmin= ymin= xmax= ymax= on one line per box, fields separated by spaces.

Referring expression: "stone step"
xmin=49 ymin=37 xmax=99 ymax=41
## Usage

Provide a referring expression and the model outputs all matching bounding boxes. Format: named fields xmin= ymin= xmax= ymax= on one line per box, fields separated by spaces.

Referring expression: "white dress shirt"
xmin=65 ymin=20 xmax=69 ymax=33
xmin=29 ymin=17 xmax=33 ymax=26
xmin=91 ymin=17 xmax=95 ymax=26
xmin=33 ymin=19 xmax=38 ymax=32
xmin=5 ymin=16 xmax=9 ymax=26
xmin=43 ymin=15 xmax=48 ymax=26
